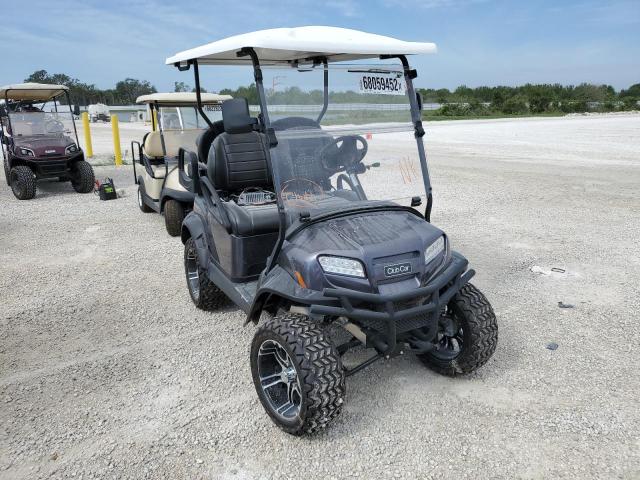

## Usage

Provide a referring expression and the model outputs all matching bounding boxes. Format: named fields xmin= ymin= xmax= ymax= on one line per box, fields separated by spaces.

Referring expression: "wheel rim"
xmin=137 ymin=188 xmax=143 ymax=207
xmin=257 ymin=339 xmax=302 ymax=420
xmin=431 ymin=309 xmax=464 ymax=361
xmin=185 ymin=244 xmax=200 ymax=300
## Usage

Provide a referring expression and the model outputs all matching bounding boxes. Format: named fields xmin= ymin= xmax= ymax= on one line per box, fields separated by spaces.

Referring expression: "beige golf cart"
xmin=132 ymin=92 xmax=231 ymax=235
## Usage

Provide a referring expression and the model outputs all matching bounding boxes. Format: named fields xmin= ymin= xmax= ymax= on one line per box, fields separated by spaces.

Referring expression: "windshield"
xmin=262 ymin=64 xmax=425 ymax=224
xmin=7 ymin=110 xmax=77 ymax=141
xmin=159 ymin=105 xmax=223 ymax=130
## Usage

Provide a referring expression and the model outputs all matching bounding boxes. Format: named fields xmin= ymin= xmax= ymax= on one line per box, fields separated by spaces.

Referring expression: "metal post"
xmin=193 ymin=60 xmax=213 ymax=127
xmin=81 ymin=112 xmax=93 ymax=157
xmin=111 ymin=114 xmax=122 ymax=166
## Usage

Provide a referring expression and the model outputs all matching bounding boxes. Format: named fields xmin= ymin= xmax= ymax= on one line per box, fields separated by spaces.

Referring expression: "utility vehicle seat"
xmin=208 ymin=98 xmax=280 ymax=236
xmin=196 ymin=120 xmax=225 ymax=163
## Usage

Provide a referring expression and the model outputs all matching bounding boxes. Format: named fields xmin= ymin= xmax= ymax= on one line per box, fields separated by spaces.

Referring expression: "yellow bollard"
xmin=111 ymin=114 xmax=122 ymax=166
xmin=81 ymin=112 xmax=93 ymax=157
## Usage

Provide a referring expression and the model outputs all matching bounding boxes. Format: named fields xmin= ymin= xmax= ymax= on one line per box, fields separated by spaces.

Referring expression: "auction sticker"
xmin=359 ymin=74 xmax=405 ymax=95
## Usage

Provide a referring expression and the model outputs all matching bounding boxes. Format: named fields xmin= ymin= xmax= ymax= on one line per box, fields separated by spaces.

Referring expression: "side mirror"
xmin=416 ymin=92 xmax=423 ymax=111
xmin=73 ymin=105 xmax=81 ymax=116
xmin=411 ymin=196 xmax=422 ymax=207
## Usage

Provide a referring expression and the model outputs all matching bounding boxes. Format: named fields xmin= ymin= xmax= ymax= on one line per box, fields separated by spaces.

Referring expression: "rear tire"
xmin=184 ymin=237 xmax=228 ymax=310
xmin=10 ymin=166 xmax=36 ymax=200
xmin=71 ymin=160 xmax=95 ymax=193
xmin=137 ymin=185 xmax=153 ymax=213
xmin=418 ymin=283 xmax=498 ymax=376
xmin=164 ymin=199 xmax=185 ymax=237
xmin=250 ymin=313 xmax=345 ymax=435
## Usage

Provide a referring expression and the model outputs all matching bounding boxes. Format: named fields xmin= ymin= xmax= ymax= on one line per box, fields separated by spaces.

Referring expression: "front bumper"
xmin=309 ymin=252 xmax=474 ymax=354
xmin=19 ymin=152 xmax=84 ymax=178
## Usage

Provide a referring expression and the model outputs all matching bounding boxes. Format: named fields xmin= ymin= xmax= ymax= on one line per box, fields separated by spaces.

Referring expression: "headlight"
xmin=65 ymin=144 xmax=78 ymax=154
xmin=424 ymin=236 xmax=446 ymax=264
xmin=19 ymin=147 xmax=34 ymax=157
xmin=318 ymin=255 xmax=366 ymax=278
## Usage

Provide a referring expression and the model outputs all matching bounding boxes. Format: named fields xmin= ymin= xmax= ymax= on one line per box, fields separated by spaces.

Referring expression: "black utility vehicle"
xmin=0 ymin=83 xmax=94 ymax=200
xmin=168 ymin=27 xmax=498 ymax=434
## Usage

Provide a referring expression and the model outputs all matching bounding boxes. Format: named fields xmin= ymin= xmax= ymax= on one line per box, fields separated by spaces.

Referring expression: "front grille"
xmin=358 ymin=312 xmax=432 ymax=334
xmin=35 ymin=159 xmax=68 ymax=175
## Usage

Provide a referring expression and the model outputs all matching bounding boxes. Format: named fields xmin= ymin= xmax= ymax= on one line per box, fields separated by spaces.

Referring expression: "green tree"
xmin=174 ymin=81 xmax=190 ymax=92
xmin=114 ymin=78 xmax=156 ymax=104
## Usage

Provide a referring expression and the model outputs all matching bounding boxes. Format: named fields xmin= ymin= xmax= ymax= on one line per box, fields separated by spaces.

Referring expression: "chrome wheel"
xmin=137 ymin=188 xmax=143 ymax=207
xmin=257 ymin=339 xmax=302 ymax=420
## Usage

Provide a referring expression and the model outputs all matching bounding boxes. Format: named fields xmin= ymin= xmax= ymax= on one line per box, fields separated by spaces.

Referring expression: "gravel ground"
xmin=1 ymin=114 xmax=639 ymax=479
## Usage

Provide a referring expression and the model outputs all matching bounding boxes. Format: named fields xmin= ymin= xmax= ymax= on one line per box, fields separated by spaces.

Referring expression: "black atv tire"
xmin=164 ymin=200 xmax=185 ymax=237
xmin=71 ymin=160 xmax=95 ymax=193
xmin=3 ymin=157 xmax=10 ymax=186
xmin=137 ymin=185 xmax=153 ymax=213
xmin=418 ymin=283 xmax=498 ymax=376
xmin=251 ymin=313 xmax=345 ymax=435
xmin=184 ymin=237 xmax=228 ymax=310
xmin=10 ymin=166 xmax=36 ymax=200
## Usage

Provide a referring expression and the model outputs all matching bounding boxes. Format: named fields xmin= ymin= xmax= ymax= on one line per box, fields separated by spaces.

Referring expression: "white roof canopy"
xmin=166 ymin=26 xmax=437 ymax=66
xmin=0 ymin=83 xmax=69 ymax=101
xmin=136 ymin=92 xmax=232 ymax=105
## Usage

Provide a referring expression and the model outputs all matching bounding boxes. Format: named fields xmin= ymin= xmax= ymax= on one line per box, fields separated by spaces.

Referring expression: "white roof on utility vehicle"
xmin=166 ymin=26 xmax=437 ymax=66
xmin=0 ymin=83 xmax=69 ymax=101
xmin=136 ymin=92 xmax=232 ymax=105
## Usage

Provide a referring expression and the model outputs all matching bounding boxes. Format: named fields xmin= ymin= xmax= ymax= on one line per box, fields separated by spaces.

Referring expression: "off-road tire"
xmin=251 ymin=313 xmax=345 ymax=435
xmin=137 ymin=185 xmax=153 ymax=213
xmin=10 ymin=166 xmax=36 ymax=200
xmin=164 ymin=200 xmax=185 ymax=237
xmin=418 ymin=283 xmax=498 ymax=376
xmin=71 ymin=160 xmax=95 ymax=193
xmin=3 ymin=157 xmax=10 ymax=186
xmin=184 ymin=237 xmax=228 ymax=310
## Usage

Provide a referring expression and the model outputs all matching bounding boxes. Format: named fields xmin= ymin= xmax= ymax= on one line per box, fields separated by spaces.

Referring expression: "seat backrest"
xmin=207 ymin=99 xmax=271 ymax=192
xmin=144 ymin=129 xmax=205 ymax=159
xmin=197 ymin=120 xmax=224 ymax=163
xmin=143 ymin=131 xmax=164 ymax=158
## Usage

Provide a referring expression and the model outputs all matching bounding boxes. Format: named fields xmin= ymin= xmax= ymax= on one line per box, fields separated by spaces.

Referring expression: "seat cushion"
xmin=224 ymin=201 xmax=280 ymax=236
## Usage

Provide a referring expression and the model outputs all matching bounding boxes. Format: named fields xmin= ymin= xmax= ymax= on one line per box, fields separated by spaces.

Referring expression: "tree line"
xmin=419 ymin=83 xmax=640 ymax=116
xmin=21 ymin=70 xmax=639 ymax=117
xmin=23 ymin=70 xmax=157 ymax=106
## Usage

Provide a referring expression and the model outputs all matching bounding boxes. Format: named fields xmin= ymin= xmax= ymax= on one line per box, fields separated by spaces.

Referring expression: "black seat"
xmin=197 ymin=120 xmax=225 ymax=163
xmin=208 ymin=99 xmax=280 ymax=236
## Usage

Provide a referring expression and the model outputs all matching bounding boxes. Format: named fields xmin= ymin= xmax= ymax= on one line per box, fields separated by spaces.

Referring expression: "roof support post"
xmin=237 ymin=47 xmax=273 ymax=134
xmin=381 ymin=54 xmax=433 ymax=221
xmin=193 ymin=60 xmax=214 ymax=128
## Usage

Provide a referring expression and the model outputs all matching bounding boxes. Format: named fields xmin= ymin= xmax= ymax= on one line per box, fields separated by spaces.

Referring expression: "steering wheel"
xmin=280 ymin=178 xmax=325 ymax=209
xmin=318 ymin=135 xmax=368 ymax=173
xmin=45 ymin=119 xmax=64 ymax=133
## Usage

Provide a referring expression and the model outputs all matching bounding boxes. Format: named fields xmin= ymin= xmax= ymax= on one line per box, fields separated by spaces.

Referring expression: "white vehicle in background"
xmin=87 ymin=103 xmax=110 ymax=122
xmin=132 ymin=92 xmax=231 ymax=236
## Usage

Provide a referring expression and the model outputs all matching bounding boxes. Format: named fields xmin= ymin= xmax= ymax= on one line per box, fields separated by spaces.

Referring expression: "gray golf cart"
xmin=132 ymin=92 xmax=231 ymax=235
xmin=168 ymin=27 xmax=498 ymax=434
xmin=0 ymin=83 xmax=94 ymax=200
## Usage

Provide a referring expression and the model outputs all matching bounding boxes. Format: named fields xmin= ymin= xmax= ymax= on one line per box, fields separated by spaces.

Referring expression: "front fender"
xmin=181 ymin=212 xmax=209 ymax=270
xmin=245 ymin=265 xmax=336 ymax=324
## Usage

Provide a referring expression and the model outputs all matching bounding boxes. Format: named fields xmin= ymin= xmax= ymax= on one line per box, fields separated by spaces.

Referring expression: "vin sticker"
xmin=359 ymin=74 xmax=405 ymax=95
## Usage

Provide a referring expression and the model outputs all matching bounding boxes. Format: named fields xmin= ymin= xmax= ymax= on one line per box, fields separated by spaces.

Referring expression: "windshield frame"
xmin=1 ymin=89 xmax=79 ymax=147
xmin=178 ymin=50 xmax=432 ymax=275
xmin=147 ymin=101 xmax=224 ymax=157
